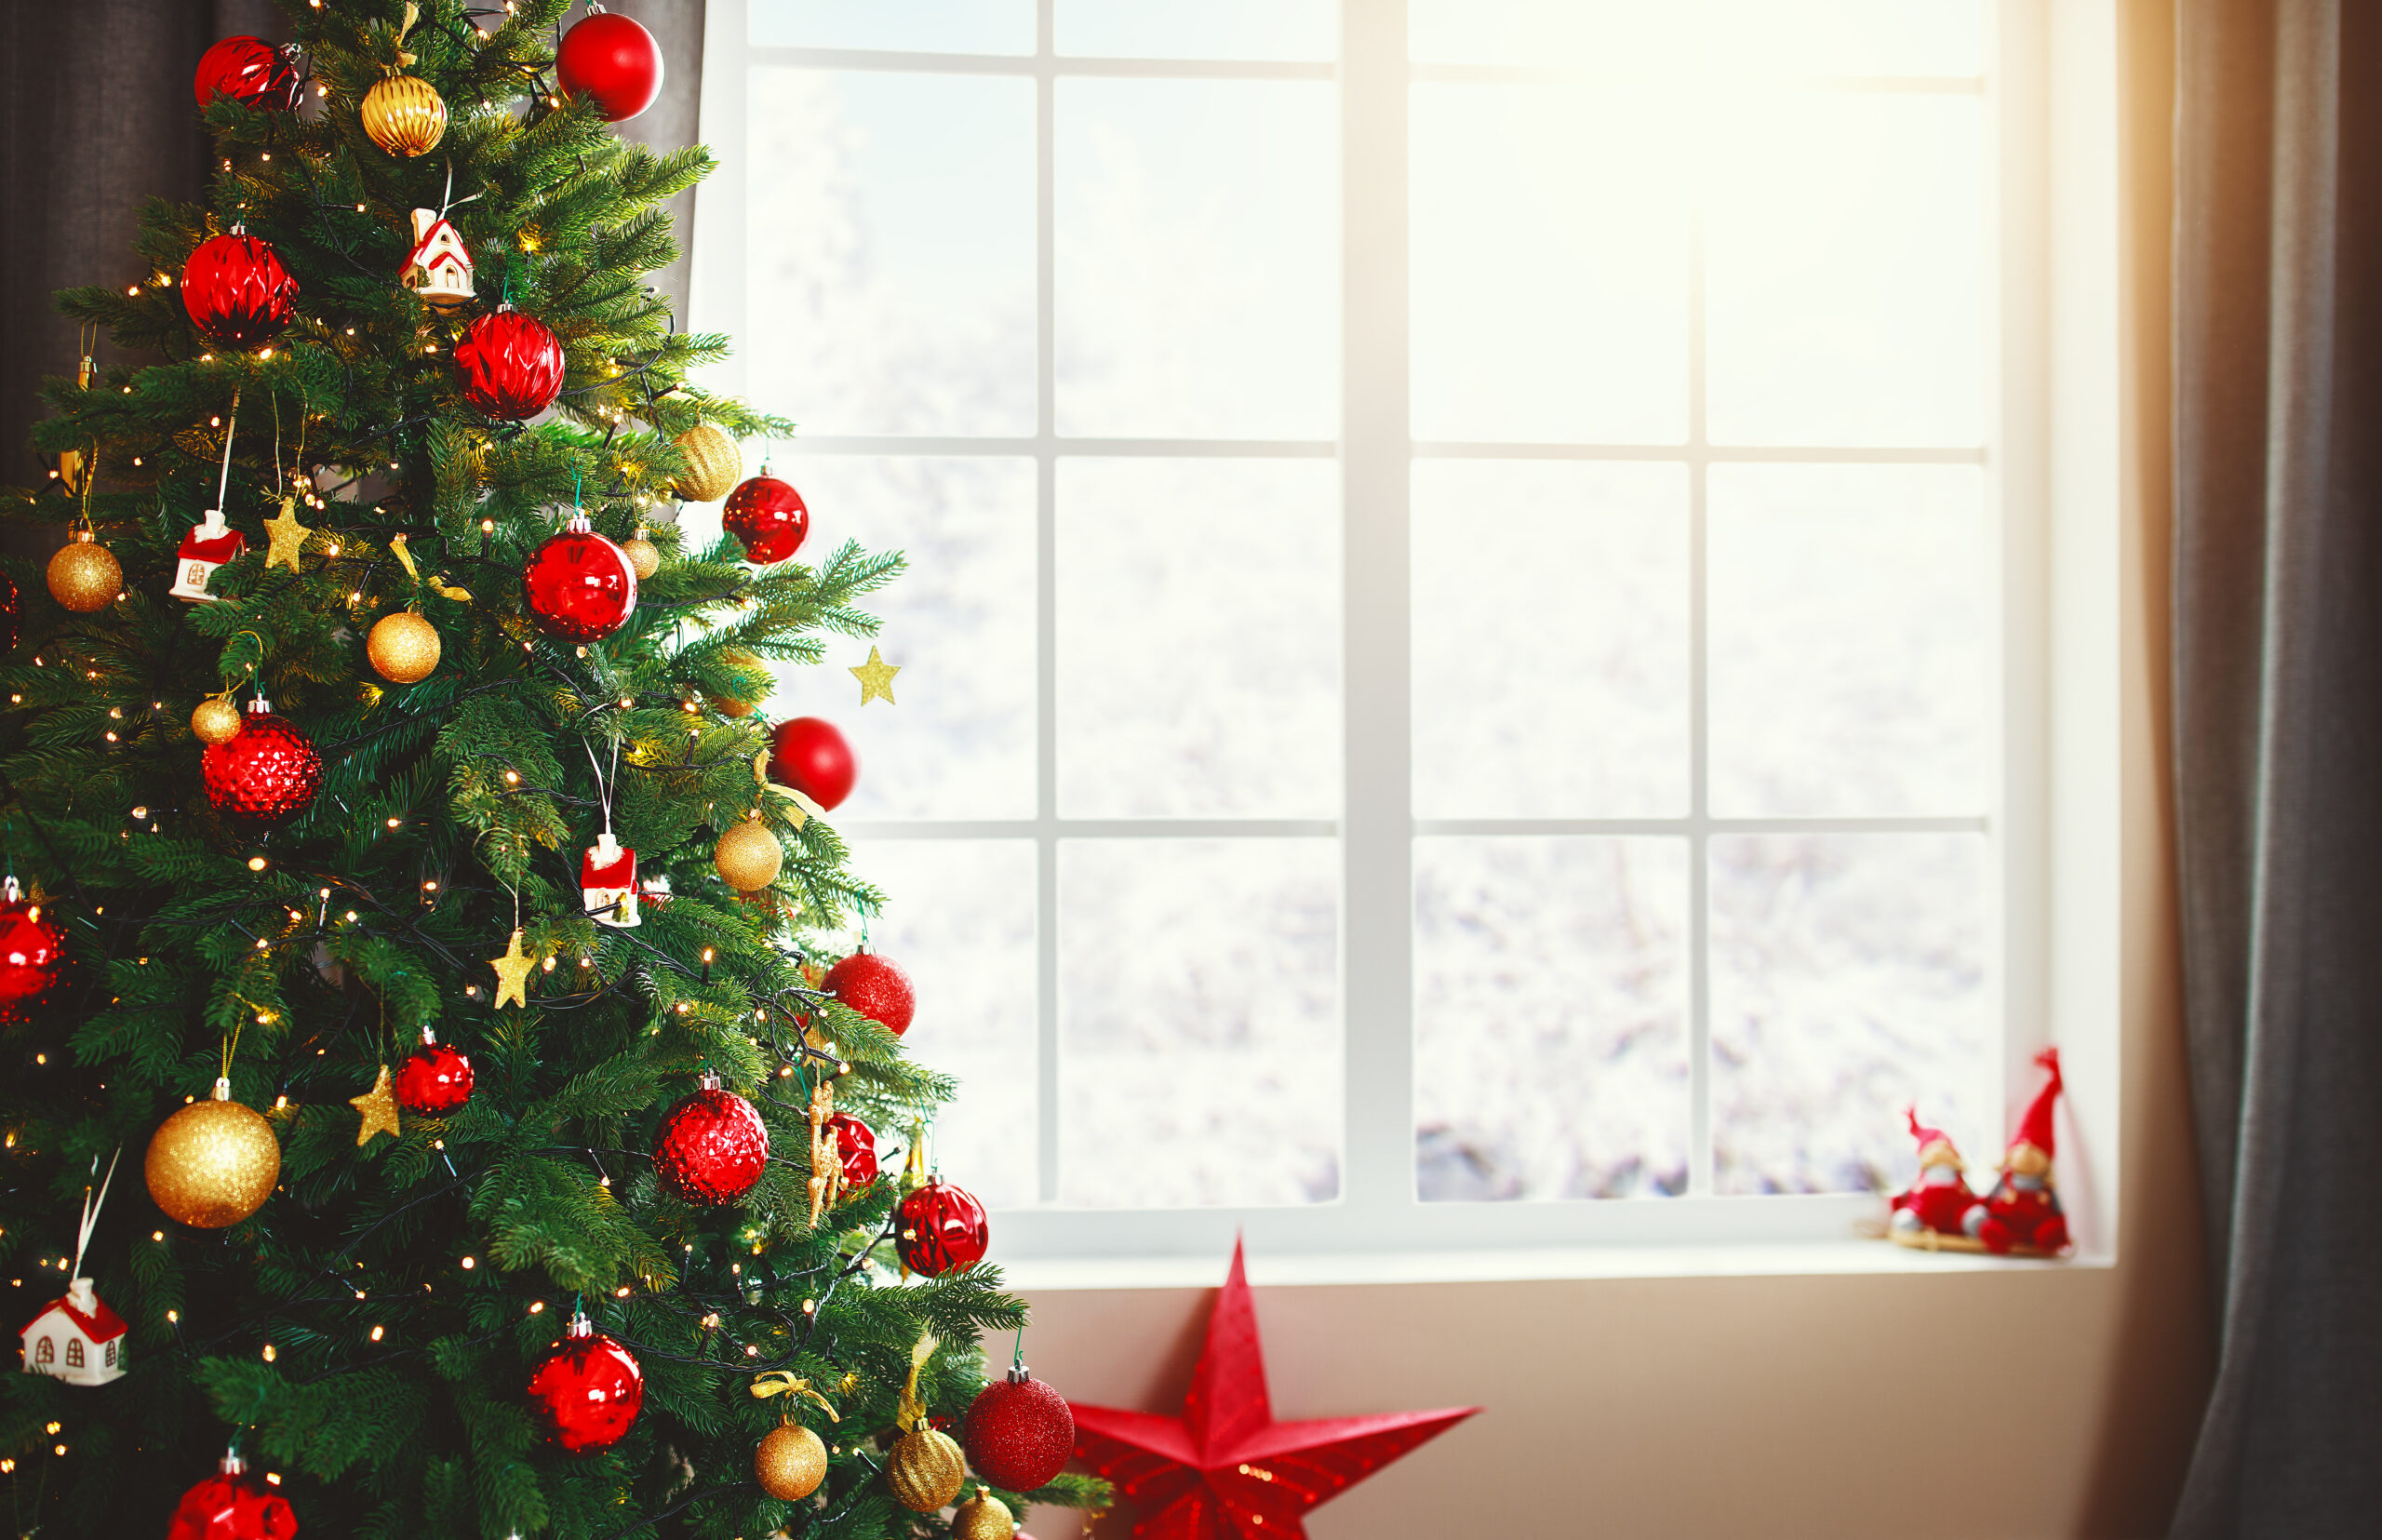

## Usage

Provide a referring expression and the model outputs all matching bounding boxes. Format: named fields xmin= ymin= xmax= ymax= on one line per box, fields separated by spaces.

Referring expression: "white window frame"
xmin=690 ymin=0 xmax=2124 ymax=1285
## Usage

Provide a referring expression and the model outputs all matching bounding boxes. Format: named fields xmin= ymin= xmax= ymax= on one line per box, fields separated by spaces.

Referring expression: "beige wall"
xmin=1016 ymin=7 xmax=2207 ymax=1536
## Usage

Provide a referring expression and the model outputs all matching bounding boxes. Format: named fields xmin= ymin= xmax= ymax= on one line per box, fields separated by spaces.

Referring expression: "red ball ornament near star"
xmin=395 ymin=1026 xmax=474 ymax=1116
xmin=165 ymin=1451 xmax=298 ymax=1540
xmin=896 ymin=1176 xmax=988 ymax=1277
xmin=202 ymin=698 xmax=323 ymax=827
xmin=555 ymin=10 xmax=665 ymax=122
xmin=722 ymin=475 xmax=810 ymax=564
xmin=455 ymin=305 xmax=565 ymax=420
xmin=0 ymin=877 xmax=64 ymax=1015
xmin=524 ymin=514 xmax=637 ymax=642
xmin=769 ymin=716 xmax=856 ymax=810
xmin=652 ymin=1072 xmax=769 ymax=1205
xmin=528 ymin=1312 xmax=645 ymax=1453
xmin=826 ymin=1111 xmax=878 ymax=1188
xmin=823 ymin=949 xmax=915 ymax=1037
xmin=194 ymin=36 xmax=300 ymax=112
xmin=182 ymin=230 xmax=297 ymax=350
xmin=965 ymin=1362 xmax=1077 ymax=1493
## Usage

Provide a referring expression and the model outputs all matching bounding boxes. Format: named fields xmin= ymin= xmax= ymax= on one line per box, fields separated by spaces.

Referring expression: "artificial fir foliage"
xmin=0 ymin=2 xmax=1105 ymax=1534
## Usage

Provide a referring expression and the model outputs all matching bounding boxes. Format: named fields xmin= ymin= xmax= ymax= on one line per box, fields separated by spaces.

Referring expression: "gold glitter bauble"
xmin=362 ymin=74 xmax=448 ymax=157
xmin=47 ymin=534 xmax=121 ymax=613
xmin=145 ymin=1082 xmax=281 ymax=1229
xmin=367 ymin=609 xmax=442 ymax=684
xmin=622 ymin=536 xmax=661 ymax=580
xmin=885 ymin=1426 xmax=966 ymax=1514
xmin=670 ymin=424 xmax=741 ymax=502
xmin=713 ymin=817 xmax=783 ymax=891
xmin=755 ymin=1422 xmax=828 ymax=1502
xmin=952 ymin=1489 xmax=1016 ymax=1540
xmin=191 ymin=698 xmax=243 ymax=744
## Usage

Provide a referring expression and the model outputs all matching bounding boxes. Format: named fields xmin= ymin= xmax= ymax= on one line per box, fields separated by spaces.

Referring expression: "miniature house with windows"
xmin=401 ymin=208 xmax=474 ymax=311
xmin=169 ymin=511 xmax=247 ymax=603
xmin=582 ymin=835 xmax=640 ymax=928
xmin=20 ymin=1278 xmax=127 ymax=1386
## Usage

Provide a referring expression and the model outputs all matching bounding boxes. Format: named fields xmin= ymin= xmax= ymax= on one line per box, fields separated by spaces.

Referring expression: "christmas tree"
xmin=0 ymin=4 xmax=1100 ymax=1535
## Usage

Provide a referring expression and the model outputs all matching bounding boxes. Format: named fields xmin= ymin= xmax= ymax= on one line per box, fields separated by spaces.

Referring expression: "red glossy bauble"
xmin=0 ymin=880 xmax=64 ymax=1011
xmin=896 ymin=1177 xmax=988 ymax=1277
xmin=165 ymin=1453 xmax=298 ymax=1540
xmin=721 ymin=475 xmax=810 ymax=564
xmin=523 ymin=519 xmax=637 ymax=642
xmin=194 ymin=36 xmax=300 ymax=112
xmin=182 ymin=232 xmax=297 ymax=350
xmin=528 ymin=1316 xmax=645 ymax=1453
xmin=555 ymin=11 xmax=665 ymax=122
xmin=964 ymin=1364 xmax=1077 ymax=1493
xmin=395 ymin=1029 xmax=474 ymax=1116
xmin=826 ymin=1111 xmax=877 ymax=1188
xmin=201 ymin=702 xmax=323 ymax=827
xmin=454 ymin=307 xmax=565 ymax=420
xmin=768 ymin=716 xmax=856 ymax=810
xmin=652 ymin=1078 xmax=769 ymax=1205
xmin=823 ymin=950 xmax=915 ymax=1038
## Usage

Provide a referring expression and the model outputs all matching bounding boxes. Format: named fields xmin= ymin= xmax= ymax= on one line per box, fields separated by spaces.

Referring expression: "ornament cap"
xmin=567 ymin=510 xmax=593 ymax=534
xmin=1007 ymin=1361 xmax=1035 ymax=1386
xmin=419 ymin=1024 xmax=439 ymax=1046
xmin=219 ymin=1449 xmax=247 ymax=1477
xmin=699 ymin=1067 xmax=724 ymax=1091
xmin=1 ymin=876 xmax=19 ymax=904
xmin=567 ymin=1309 xmax=595 ymax=1340
xmin=210 ymin=1076 xmax=233 ymax=1103
xmin=247 ymin=695 xmax=273 ymax=716
xmin=69 ymin=529 xmax=94 ymax=546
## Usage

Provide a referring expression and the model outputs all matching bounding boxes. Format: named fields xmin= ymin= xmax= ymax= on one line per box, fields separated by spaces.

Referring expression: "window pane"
xmin=1056 ymin=80 xmax=1337 ymax=438
xmin=1412 ymin=84 xmax=1689 ymax=444
xmin=751 ymin=0 xmax=1032 ymax=54
xmin=1710 ymin=832 xmax=1992 ymax=1195
xmin=763 ymin=458 xmax=1035 ymax=819
xmin=836 ymin=839 xmax=1039 ymax=1210
xmin=1412 ymin=461 xmax=1689 ymax=818
xmin=1704 ymin=0 xmax=1987 ymax=77
xmin=1415 ymin=837 xmax=1690 ymax=1200
xmin=1706 ymin=91 xmax=1985 ymax=447
xmin=1409 ymin=1 xmax=1687 ymax=68
xmin=1057 ymin=0 xmax=1334 ymax=60
xmin=747 ymin=71 xmax=1034 ymax=435
xmin=1707 ymin=464 xmax=1988 ymax=818
xmin=1056 ymin=459 xmax=1340 ymax=818
xmin=1058 ymin=839 xmax=1340 ymax=1206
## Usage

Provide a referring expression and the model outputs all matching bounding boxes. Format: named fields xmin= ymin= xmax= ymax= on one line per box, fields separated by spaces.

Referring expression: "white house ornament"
xmin=582 ymin=833 xmax=640 ymax=928
xmin=401 ymin=207 xmax=474 ymax=310
xmin=170 ymin=510 xmax=247 ymax=602
xmin=20 ymin=1278 xmax=127 ymax=1386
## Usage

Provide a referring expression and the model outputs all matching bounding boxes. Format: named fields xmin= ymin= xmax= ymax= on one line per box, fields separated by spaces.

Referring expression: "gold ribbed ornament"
xmin=713 ymin=815 xmax=783 ymax=891
xmin=362 ymin=74 xmax=448 ymax=156
xmin=885 ymin=1426 xmax=967 ymax=1514
xmin=754 ymin=1422 xmax=828 ymax=1501
xmin=622 ymin=535 xmax=661 ymax=580
xmin=191 ymin=698 xmax=243 ymax=744
xmin=952 ymin=1489 xmax=1017 ymax=1540
xmin=145 ymin=1079 xmax=281 ymax=1229
xmin=670 ymin=424 xmax=741 ymax=502
xmin=47 ymin=532 xmax=120 ymax=612
xmin=367 ymin=609 xmax=442 ymax=684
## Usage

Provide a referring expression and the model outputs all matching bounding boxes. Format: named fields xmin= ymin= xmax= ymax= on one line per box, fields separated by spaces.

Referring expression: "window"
xmin=65 ymin=1338 xmax=83 ymax=1370
xmin=35 ymin=1334 xmax=52 ymax=1364
xmin=696 ymin=0 xmax=2070 ymax=1269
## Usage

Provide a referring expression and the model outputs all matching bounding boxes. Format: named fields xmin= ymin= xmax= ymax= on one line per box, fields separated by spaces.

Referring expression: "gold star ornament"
xmin=850 ymin=646 xmax=900 ymax=706
xmin=489 ymin=927 xmax=535 ymax=1010
xmin=349 ymin=1064 xmax=401 ymax=1146
xmin=261 ymin=495 xmax=313 ymax=574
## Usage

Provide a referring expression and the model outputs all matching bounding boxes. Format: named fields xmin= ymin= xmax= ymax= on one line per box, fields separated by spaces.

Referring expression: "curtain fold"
xmin=2171 ymin=0 xmax=2382 ymax=1532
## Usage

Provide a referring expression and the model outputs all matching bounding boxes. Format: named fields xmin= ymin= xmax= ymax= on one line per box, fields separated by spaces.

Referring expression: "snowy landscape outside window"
xmin=700 ymin=0 xmax=2030 ymax=1259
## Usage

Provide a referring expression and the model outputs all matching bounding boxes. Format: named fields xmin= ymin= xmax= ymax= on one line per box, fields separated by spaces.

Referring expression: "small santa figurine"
xmin=1975 ymin=1048 xmax=2069 ymax=1256
xmin=1889 ymin=1108 xmax=1983 ymax=1246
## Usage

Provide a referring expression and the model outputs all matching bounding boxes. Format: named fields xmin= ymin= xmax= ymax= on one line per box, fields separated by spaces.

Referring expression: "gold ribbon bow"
xmin=749 ymin=1372 xmax=839 ymax=1422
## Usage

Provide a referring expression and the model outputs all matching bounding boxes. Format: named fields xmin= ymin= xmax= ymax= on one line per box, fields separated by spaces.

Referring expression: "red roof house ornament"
xmin=1071 ymin=1241 xmax=1478 ymax=1540
xmin=21 ymin=1278 xmax=128 ymax=1387
xmin=582 ymin=832 xmax=639 ymax=928
xmin=401 ymin=207 xmax=474 ymax=311
xmin=170 ymin=510 xmax=247 ymax=602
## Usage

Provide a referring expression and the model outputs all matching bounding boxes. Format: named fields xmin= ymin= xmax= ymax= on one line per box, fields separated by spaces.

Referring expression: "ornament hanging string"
xmin=69 ymin=1149 xmax=122 ymax=1280
xmin=582 ymin=734 xmax=621 ymax=837
xmin=215 ymin=387 xmax=243 ymax=516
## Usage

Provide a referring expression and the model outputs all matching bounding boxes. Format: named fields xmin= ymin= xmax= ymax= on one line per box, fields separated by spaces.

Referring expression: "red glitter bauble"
xmin=165 ymin=1454 xmax=299 ymax=1540
xmin=556 ymin=11 xmax=665 ymax=122
xmin=652 ymin=1079 xmax=769 ymax=1205
xmin=964 ymin=1365 xmax=1077 ymax=1493
xmin=194 ymin=36 xmax=300 ymax=112
xmin=768 ymin=716 xmax=856 ymax=810
xmin=182 ymin=232 xmax=297 ymax=350
xmin=826 ymin=1111 xmax=877 ymax=1187
xmin=527 ymin=1318 xmax=645 ymax=1453
xmin=523 ymin=521 xmax=637 ymax=642
xmin=201 ymin=704 xmax=322 ymax=827
xmin=721 ymin=475 xmax=810 ymax=564
xmin=823 ymin=950 xmax=915 ymax=1037
xmin=896 ymin=1177 xmax=988 ymax=1277
xmin=0 ymin=883 xmax=64 ymax=1011
xmin=395 ymin=1030 xmax=474 ymax=1116
xmin=455 ymin=307 xmax=565 ymax=420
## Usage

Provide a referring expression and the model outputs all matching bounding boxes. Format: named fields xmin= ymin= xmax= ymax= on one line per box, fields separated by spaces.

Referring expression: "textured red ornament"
xmin=896 ymin=1176 xmax=988 ymax=1277
xmin=523 ymin=518 xmax=637 ymax=642
xmin=965 ymin=1364 xmax=1077 ymax=1493
xmin=165 ymin=1453 xmax=299 ymax=1540
xmin=1071 ymin=1241 xmax=1477 ymax=1540
xmin=823 ymin=950 xmax=915 ymax=1037
xmin=182 ymin=232 xmax=297 ymax=349
xmin=528 ymin=1316 xmax=645 ymax=1453
xmin=555 ymin=12 xmax=665 ymax=122
xmin=768 ymin=716 xmax=856 ymax=810
xmin=721 ymin=475 xmax=810 ymax=564
xmin=652 ymin=1077 xmax=769 ymax=1205
xmin=826 ymin=1111 xmax=878 ymax=1188
xmin=454 ymin=307 xmax=565 ymax=420
xmin=0 ymin=879 xmax=64 ymax=1011
xmin=194 ymin=36 xmax=300 ymax=112
xmin=395 ymin=1028 xmax=474 ymax=1116
xmin=202 ymin=703 xmax=323 ymax=827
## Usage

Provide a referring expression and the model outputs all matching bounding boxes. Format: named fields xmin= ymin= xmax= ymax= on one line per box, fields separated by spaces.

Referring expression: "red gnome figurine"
xmin=1975 ymin=1048 xmax=2071 ymax=1256
xmin=1888 ymin=1109 xmax=1982 ymax=1249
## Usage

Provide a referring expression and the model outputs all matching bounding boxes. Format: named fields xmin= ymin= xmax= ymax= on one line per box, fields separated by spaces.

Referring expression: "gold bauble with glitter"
xmin=670 ymin=424 xmax=740 ymax=502
xmin=145 ymin=1078 xmax=281 ymax=1229
xmin=47 ymin=531 xmax=120 ymax=613
xmin=885 ymin=1426 xmax=966 ymax=1513
xmin=367 ymin=609 xmax=442 ymax=684
xmin=191 ymin=698 xmax=243 ymax=744
xmin=362 ymin=74 xmax=448 ymax=157
xmin=621 ymin=534 xmax=661 ymax=580
xmin=755 ymin=1422 xmax=828 ymax=1501
xmin=952 ymin=1489 xmax=1017 ymax=1540
xmin=713 ymin=816 xmax=783 ymax=891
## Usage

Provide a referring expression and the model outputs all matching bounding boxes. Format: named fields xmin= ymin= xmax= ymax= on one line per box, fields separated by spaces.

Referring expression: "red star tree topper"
xmin=1070 ymin=1242 xmax=1478 ymax=1539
